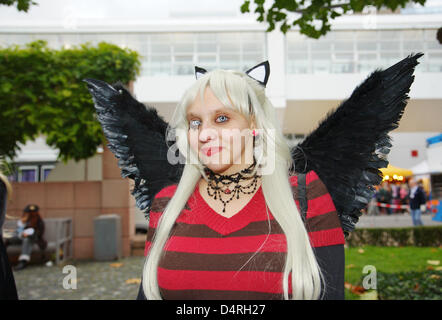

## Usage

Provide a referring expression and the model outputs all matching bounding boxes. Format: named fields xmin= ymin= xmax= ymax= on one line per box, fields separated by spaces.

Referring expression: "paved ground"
xmin=12 ymin=256 xmax=145 ymax=300
xmin=357 ymin=212 xmax=442 ymax=228
xmin=10 ymin=213 xmax=441 ymax=300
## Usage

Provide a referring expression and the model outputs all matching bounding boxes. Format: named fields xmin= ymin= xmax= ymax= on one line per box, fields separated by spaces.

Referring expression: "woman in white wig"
xmin=84 ymin=53 xmax=422 ymax=300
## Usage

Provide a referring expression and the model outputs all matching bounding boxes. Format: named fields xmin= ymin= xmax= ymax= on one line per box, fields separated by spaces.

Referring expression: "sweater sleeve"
xmin=314 ymin=244 xmax=345 ymax=300
xmin=290 ymin=171 xmax=346 ymax=299
xmin=290 ymin=170 xmax=346 ymax=247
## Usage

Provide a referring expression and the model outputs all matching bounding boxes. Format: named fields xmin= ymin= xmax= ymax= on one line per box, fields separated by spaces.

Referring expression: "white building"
xmin=1 ymin=0 xmax=441 ymax=227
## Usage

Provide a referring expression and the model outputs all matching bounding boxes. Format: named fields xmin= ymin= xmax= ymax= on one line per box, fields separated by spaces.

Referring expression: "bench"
xmin=2 ymin=217 xmax=73 ymax=266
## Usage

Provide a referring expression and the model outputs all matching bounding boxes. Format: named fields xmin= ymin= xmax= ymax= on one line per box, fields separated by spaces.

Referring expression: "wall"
xmin=46 ymin=154 xmax=102 ymax=182
xmin=388 ymin=132 xmax=441 ymax=169
xmin=6 ymin=144 xmax=134 ymax=260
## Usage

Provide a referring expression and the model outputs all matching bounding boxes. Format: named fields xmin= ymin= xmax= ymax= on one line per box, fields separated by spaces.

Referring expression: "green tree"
xmin=0 ymin=40 xmax=141 ymax=163
xmin=0 ymin=0 xmax=37 ymax=12
xmin=240 ymin=0 xmax=427 ymax=39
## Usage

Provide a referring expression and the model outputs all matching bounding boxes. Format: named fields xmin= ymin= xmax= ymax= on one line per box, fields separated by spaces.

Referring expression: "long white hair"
xmin=142 ymin=68 xmax=325 ymax=300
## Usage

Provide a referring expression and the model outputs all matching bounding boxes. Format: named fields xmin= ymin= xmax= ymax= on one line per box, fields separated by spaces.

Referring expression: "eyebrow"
xmin=186 ymin=108 xmax=231 ymax=118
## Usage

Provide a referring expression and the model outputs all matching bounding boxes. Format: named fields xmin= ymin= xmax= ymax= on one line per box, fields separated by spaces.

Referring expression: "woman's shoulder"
xmin=155 ymin=183 xmax=179 ymax=198
xmin=289 ymin=170 xmax=332 ymax=212
xmin=289 ymin=170 xmax=322 ymax=187
xmin=150 ymin=183 xmax=179 ymax=213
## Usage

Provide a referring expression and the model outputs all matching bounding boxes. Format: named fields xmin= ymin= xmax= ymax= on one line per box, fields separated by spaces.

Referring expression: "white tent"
xmin=411 ymin=160 xmax=431 ymax=176
xmin=427 ymin=142 xmax=442 ymax=173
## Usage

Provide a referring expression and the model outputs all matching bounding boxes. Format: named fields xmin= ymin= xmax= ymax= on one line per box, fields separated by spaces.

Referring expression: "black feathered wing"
xmin=83 ymin=79 xmax=184 ymax=220
xmin=290 ymin=52 xmax=424 ymax=237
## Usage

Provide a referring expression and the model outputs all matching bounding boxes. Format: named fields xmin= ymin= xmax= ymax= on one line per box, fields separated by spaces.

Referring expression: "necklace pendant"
xmin=224 ymin=188 xmax=231 ymax=194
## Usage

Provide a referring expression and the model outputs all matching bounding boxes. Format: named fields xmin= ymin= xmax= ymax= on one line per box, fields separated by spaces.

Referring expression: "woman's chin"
xmin=200 ymin=151 xmax=227 ymax=165
xmin=201 ymin=156 xmax=232 ymax=173
xmin=203 ymin=162 xmax=230 ymax=173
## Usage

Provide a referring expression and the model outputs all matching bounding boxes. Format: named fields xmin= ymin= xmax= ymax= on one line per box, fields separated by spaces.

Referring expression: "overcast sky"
xmin=0 ymin=0 xmax=441 ymax=24
xmin=0 ymin=0 xmax=251 ymax=22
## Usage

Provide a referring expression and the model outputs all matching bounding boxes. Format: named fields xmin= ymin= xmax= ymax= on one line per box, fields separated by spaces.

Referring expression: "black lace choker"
xmin=203 ymin=160 xmax=261 ymax=213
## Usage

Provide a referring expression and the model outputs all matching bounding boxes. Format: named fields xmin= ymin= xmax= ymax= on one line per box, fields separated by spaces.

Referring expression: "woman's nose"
xmin=198 ymin=125 xmax=218 ymax=143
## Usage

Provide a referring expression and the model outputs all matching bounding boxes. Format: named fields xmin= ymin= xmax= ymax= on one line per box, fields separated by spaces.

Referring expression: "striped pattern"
xmin=143 ymin=170 xmax=345 ymax=300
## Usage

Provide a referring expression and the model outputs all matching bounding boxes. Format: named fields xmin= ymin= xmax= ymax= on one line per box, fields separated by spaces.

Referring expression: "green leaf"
xmin=1 ymin=82 xmax=13 ymax=93
xmin=240 ymin=0 xmax=250 ymax=13
xmin=61 ymin=89 xmax=72 ymax=97
xmin=239 ymin=0 xmax=430 ymax=39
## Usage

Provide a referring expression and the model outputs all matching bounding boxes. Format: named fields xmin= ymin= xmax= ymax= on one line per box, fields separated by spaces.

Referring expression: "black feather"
xmin=291 ymin=52 xmax=424 ymax=237
xmin=83 ymin=79 xmax=184 ymax=220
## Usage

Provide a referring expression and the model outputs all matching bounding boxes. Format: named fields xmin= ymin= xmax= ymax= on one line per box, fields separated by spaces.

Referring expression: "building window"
xmin=7 ymin=163 xmax=56 ymax=183
xmin=287 ymin=28 xmax=441 ymax=74
xmin=148 ymin=32 xmax=267 ymax=76
xmin=0 ymin=31 xmax=267 ymax=77
xmin=41 ymin=165 xmax=55 ymax=181
xmin=18 ymin=166 xmax=38 ymax=182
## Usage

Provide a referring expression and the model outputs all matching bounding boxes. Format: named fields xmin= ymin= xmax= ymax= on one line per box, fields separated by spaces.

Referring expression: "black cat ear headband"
xmin=194 ymin=61 xmax=270 ymax=87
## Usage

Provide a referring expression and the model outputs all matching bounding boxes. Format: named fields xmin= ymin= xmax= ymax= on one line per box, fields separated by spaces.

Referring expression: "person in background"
xmin=0 ymin=171 xmax=18 ymax=299
xmin=386 ymin=183 xmax=393 ymax=215
xmin=391 ymin=183 xmax=401 ymax=214
xmin=399 ymin=183 xmax=409 ymax=214
xmin=377 ymin=182 xmax=393 ymax=215
xmin=408 ymin=178 xmax=426 ymax=226
xmin=367 ymin=185 xmax=380 ymax=215
xmin=418 ymin=180 xmax=429 ymax=212
xmin=4 ymin=204 xmax=47 ymax=270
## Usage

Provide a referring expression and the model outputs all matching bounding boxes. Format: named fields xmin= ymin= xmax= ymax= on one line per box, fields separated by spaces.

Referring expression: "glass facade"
xmin=0 ymin=31 xmax=267 ymax=76
xmin=287 ymin=29 xmax=442 ymax=74
xmin=1 ymin=29 xmax=440 ymax=75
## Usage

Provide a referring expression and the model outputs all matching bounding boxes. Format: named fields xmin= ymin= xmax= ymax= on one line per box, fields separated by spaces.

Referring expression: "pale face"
xmin=186 ymin=86 xmax=255 ymax=175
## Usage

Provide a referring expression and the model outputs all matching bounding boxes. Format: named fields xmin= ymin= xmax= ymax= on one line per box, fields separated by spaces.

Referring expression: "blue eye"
xmin=189 ymin=119 xmax=200 ymax=129
xmin=188 ymin=115 xmax=229 ymax=129
xmin=217 ymin=115 xmax=228 ymax=123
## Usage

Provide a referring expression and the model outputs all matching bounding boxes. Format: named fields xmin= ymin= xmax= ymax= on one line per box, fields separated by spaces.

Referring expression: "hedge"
xmin=346 ymin=226 xmax=442 ymax=247
xmin=373 ymin=270 xmax=442 ymax=300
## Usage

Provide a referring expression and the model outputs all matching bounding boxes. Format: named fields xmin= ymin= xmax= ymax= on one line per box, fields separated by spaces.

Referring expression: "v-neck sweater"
xmin=143 ymin=170 xmax=345 ymax=299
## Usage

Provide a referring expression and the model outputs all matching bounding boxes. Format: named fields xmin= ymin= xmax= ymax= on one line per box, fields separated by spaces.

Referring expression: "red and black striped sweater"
xmin=137 ymin=170 xmax=346 ymax=300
